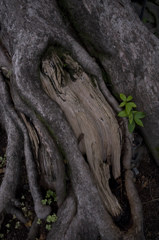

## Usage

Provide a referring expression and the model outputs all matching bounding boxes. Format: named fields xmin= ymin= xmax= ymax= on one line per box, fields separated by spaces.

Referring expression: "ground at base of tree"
xmin=135 ymin=153 xmax=159 ymax=240
xmin=0 ymin=123 xmax=159 ymax=240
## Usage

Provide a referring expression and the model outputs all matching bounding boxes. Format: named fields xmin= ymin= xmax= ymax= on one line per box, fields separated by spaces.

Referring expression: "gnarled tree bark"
xmin=1 ymin=0 xmax=158 ymax=239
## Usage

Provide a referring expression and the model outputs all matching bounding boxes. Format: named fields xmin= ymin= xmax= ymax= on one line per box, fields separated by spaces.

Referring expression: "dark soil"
xmin=135 ymin=153 xmax=159 ymax=240
xmin=0 ymin=122 xmax=159 ymax=240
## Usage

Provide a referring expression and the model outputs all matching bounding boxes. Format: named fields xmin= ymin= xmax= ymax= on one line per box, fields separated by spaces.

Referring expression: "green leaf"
xmin=126 ymin=95 xmax=133 ymax=102
xmin=128 ymin=121 xmax=135 ymax=133
xmin=6 ymin=224 xmax=10 ymax=228
xmin=37 ymin=219 xmax=42 ymax=225
xmin=120 ymin=93 xmax=127 ymax=102
xmin=46 ymin=190 xmax=54 ymax=198
xmin=47 ymin=198 xmax=52 ymax=205
xmin=126 ymin=102 xmax=132 ymax=115
xmin=134 ymin=117 xmax=144 ymax=127
xmin=132 ymin=111 xmax=137 ymax=114
xmin=119 ymin=102 xmax=126 ymax=107
xmin=41 ymin=199 xmax=47 ymax=205
xmin=129 ymin=102 xmax=137 ymax=108
xmin=118 ymin=110 xmax=127 ymax=117
xmin=51 ymin=214 xmax=58 ymax=222
xmin=46 ymin=224 xmax=51 ymax=231
xmin=134 ymin=111 xmax=145 ymax=119
xmin=47 ymin=215 xmax=52 ymax=223
xmin=126 ymin=102 xmax=137 ymax=115
xmin=15 ymin=221 xmax=20 ymax=229
xmin=54 ymin=196 xmax=57 ymax=202
xmin=128 ymin=112 xmax=133 ymax=124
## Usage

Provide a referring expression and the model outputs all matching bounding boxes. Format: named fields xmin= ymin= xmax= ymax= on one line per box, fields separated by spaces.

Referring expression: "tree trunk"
xmin=57 ymin=0 xmax=159 ymax=165
xmin=1 ymin=0 xmax=158 ymax=239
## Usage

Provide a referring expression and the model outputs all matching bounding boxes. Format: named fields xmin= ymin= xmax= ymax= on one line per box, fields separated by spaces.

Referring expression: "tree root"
xmin=27 ymin=216 xmax=39 ymax=240
xmin=0 ymin=72 xmax=51 ymax=221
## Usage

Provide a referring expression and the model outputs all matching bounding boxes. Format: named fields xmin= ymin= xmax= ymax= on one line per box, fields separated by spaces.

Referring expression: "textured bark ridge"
xmin=0 ymin=0 xmax=150 ymax=239
xmin=58 ymin=0 xmax=159 ymax=166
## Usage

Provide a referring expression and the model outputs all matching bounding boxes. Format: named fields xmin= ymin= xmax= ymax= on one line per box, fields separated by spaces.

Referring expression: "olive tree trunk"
xmin=1 ymin=0 xmax=158 ymax=239
xmin=58 ymin=0 xmax=159 ymax=164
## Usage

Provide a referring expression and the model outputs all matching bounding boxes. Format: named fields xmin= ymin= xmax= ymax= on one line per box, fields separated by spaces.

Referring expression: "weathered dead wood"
xmin=41 ymin=50 xmax=122 ymax=217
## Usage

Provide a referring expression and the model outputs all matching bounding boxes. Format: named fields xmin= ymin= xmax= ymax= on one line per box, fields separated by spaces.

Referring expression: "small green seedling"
xmin=41 ymin=190 xmax=57 ymax=206
xmin=15 ymin=221 xmax=20 ymax=229
xmin=46 ymin=214 xmax=58 ymax=223
xmin=46 ymin=224 xmax=52 ymax=231
xmin=40 ymin=190 xmax=58 ymax=230
xmin=28 ymin=211 xmax=32 ymax=217
xmin=47 ymin=198 xmax=52 ymax=205
xmin=37 ymin=219 xmax=42 ymax=225
xmin=45 ymin=214 xmax=58 ymax=231
xmin=37 ymin=214 xmax=58 ymax=230
xmin=5 ymin=223 xmax=10 ymax=228
xmin=46 ymin=190 xmax=57 ymax=202
xmin=22 ymin=207 xmax=27 ymax=212
xmin=118 ymin=94 xmax=145 ymax=133
xmin=41 ymin=199 xmax=47 ymax=205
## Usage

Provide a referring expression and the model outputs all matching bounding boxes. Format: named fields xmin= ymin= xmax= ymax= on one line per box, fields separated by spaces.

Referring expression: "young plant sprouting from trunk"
xmin=118 ymin=94 xmax=145 ymax=133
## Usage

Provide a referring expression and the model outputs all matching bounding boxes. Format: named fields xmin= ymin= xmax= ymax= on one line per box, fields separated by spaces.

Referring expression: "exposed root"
xmin=9 ymin=207 xmax=27 ymax=224
xmin=0 ymin=72 xmax=51 ymax=221
xmin=23 ymin=129 xmax=51 ymax=219
xmin=0 ymin=73 xmax=24 ymax=219
xmin=47 ymin=190 xmax=77 ymax=240
xmin=27 ymin=216 xmax=39 ymax=240
xmin=122 ymin=170 xmax=144 ymax=240
xmin=20 ymin=111 xmax=66 ymax=207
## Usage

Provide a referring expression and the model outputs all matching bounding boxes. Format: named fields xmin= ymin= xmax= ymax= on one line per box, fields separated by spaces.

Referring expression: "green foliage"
xmin=46 ymin=224 xmax=52 ymax=231
xmin=37 ymin=213 xmax=58 ymax=230
xmin=41 ymin=199 xmax=47 ymax=205
xmin=5 ymin=223 xmax=10 ymax=228
xmin=41 ymin=190 xmax=57 ymax=205
xmin=118 ymin=94 xmax=145 ymax=133
xmin=15 ymin=221 xmax=20 ymax=229
xmin=37 ymin=219 xmax=42 ymax=225
xmin=47 ymin=214 xmax=58 ymax=223
xmin=0 ymin=154 xmax=6 ymax=167
xmin=38 ymin=190 xmax=58 ymax=231
xmin=45 ymin=214 xmax=58 ymax=230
